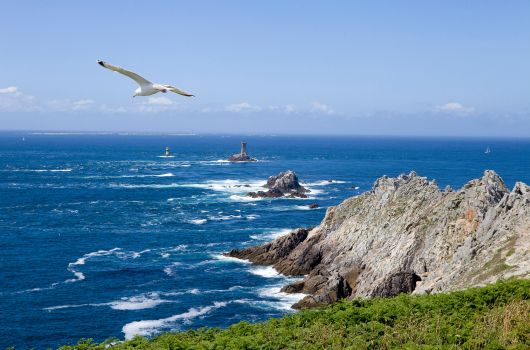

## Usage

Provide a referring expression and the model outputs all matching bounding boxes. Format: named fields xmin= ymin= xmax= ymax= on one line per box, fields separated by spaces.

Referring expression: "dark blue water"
xmin=1 ymin=132 xmax=529 ymax=349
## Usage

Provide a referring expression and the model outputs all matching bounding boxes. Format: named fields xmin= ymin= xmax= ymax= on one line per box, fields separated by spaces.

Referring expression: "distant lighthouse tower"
xmin=240 ymin=142 xmax=248 ymax=157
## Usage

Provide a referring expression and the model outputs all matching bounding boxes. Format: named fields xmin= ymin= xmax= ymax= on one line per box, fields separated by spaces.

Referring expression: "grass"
xmin=46 ymin=279 xmax=530 ymax=349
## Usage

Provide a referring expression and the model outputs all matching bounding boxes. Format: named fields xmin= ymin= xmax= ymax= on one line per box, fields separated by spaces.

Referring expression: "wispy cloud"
xmin=0 ymin=86 xmax=21 ymax=95
xmin=224 ymin=102 xmax=262 ymax=113
xmin=434 ymin=102 xmax=475 ymax=114
xmin=0 ymin=86 xmax=37 ymax=111
xmin=311 ymin=102 xmax=335 ymax=115
xmin=146 ymin=96 xmax=174 ymax=106
xmin=72 ymin=99 xmax=94 ymax=111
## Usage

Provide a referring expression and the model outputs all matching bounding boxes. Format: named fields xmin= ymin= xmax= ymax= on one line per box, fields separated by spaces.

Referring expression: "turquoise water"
xmin=1 ymin=132 xmax=529 ymax=349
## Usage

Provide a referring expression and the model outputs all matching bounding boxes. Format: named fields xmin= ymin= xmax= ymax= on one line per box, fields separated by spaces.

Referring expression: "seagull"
xmin=97 ymin=60 xmax=194 ymax=98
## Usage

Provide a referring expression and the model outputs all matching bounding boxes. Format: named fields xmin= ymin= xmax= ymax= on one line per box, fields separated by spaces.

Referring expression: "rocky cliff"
xmin=228 ymin=170 xmax=530 ymax=308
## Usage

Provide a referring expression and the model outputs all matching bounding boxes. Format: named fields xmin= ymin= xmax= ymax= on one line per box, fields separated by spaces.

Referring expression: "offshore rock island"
xmin=228 ymin=170 xmax=530 ymax=308
xmin=247 ymin=170 xmax=309 ymax=198
xmin=227 ymin=142 xmax=257 ymax=162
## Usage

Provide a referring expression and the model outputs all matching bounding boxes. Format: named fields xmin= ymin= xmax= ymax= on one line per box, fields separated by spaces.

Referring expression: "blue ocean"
xmin=1 ymin=132 xmax=529 ymax=349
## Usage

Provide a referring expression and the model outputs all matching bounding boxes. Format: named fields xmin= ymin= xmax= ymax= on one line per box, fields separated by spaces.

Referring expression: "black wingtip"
xmin=97 ymin=60 xmax=105 ymax=67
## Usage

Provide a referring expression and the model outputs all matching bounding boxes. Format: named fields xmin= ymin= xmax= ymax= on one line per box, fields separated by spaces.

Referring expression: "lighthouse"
xmin=240 ymin=142 xmax=248 ymax=157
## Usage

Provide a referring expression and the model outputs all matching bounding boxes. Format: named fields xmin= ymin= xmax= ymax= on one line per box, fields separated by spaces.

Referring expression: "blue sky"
xmin=1 ymin=1 xmax=529 ymax=136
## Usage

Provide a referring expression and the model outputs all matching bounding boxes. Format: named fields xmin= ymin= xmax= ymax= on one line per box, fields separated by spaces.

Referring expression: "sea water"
xmin=1 ymin=132 xmax=529 ymax=349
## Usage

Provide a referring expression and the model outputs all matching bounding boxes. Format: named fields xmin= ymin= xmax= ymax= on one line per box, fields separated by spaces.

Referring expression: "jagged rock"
xmin=247 ymin=170 xmax=309 ymax=199
xmin=229 ymin=170 xmax=530 ymax=309
xmin=308 ymin=203 xmax=319 ymax=209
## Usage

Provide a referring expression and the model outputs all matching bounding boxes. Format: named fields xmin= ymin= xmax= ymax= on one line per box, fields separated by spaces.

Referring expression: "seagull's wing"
xmin=164 ymin=85 xmax=195 ymax=97
xmin=97 ymin=60 xmax=151 ymax=86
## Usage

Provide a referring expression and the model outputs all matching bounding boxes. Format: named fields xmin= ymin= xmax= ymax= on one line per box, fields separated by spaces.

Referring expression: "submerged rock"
xmin=229 ymin=170 xmax=530 ymax=308
xmin=308 ymin=203 xmax=319 ymax=209
xmin=247 ymin=170 xmax=309 ymax=198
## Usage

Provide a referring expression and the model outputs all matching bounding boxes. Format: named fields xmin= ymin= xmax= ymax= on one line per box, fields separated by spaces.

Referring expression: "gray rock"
xmin=248 ymin=170 xmax=309 ymax=199
xmin=229 ymin=170 xmax=530 ymax=309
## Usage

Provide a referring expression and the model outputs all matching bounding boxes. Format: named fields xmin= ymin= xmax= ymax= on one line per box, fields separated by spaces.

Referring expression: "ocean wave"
xmin=180 ymin=179 xmax=265 ymax=193
xmin=302 ymin=180 xmax=347 ymax=186
xmin=210 ymin=254 xmax=251 ymax=264
xmin=208 ymin=214 xmax=243 ymax=221
xmin=187 ymin=218 xmax=207 ymax=225
xmin=110 ymin=183 xmax=181 ymax=189
xmin=45 ymin=292 xmax=174 ymax=312
xmin=2 ymin=168 xmax=72 ymax=173
xmin=249 ymin=266 xmax=281 ymax=278
xmin=65 ymin=248 xmax=121 ymax=283
xmin=109 ymin=293 xmax=170 ymax=310
xmin=250 ymin=228 xmax=293 ymax=241
xmin=256 ymin=286 xmax=306 ymax=311
xmin=122 ymin=301 xmax=228 ymax=339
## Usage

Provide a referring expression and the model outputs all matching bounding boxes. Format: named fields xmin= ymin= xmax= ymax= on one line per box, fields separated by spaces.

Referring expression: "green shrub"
xmin=48 ymin=279 xmax=529 ymax=350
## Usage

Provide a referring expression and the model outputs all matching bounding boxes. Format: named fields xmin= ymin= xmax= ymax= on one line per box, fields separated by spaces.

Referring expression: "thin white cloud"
xmin=311 ymin=102 xmax=335 ymax=115
xmin=0 ymin=86 xmax=21 ymax=95
xmin=100 ymin=104 xmax=127 ymax=113
xmin=47 ymin=99 xmax=96 ymax=112
xmin=434 ymin=102 xmax=475 ymax=114
xmin=225 ymin=102 xmax=262 ymax=113
xmin=146 ymin=96 xmax=174 ymax=106
xmin=0 ymin=86 xmax=37 ymax=111
xmin=72 ymin=99 xmax=94 ymax=111
xmin=268 ymin=104 xmax=297 ymax=114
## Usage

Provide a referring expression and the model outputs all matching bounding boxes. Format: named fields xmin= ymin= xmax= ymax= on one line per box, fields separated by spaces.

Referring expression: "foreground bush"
xmin=56 ymin=279 xmax=529 ymax=349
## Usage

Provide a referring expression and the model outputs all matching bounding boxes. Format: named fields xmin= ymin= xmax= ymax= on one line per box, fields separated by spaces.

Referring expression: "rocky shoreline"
xmin=227 ymin=170 xmax=530 ymax=308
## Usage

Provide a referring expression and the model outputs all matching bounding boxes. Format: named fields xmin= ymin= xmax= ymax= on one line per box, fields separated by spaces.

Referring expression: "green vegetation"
xmin=57 ymin=279 xmax=529 ymax=350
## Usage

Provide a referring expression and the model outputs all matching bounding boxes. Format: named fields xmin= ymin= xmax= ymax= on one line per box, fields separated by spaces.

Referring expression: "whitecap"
xmin=302 ymin=180 xmax=346 ymax=186
xmin=210 ymin=254 xmax=251 ymax=264
xmin=256 ymin=286 xmax=306 ymax=311
xmin=122 ymin=301 xmax=227 ymax=339
xmin=109 ymin=293 xmax=169 ymax=311
xmin=249 ymin=266 xmax=281 ymax=278
xmin=250 ymin=228 xmax=293 ymax=241
xmin=246 ymin=214 xmax=259 ymax=220
xmin=187 ymin=218 xmax=207 ymax=225
xmin=65 ymin=248 xmax=122 ymax=283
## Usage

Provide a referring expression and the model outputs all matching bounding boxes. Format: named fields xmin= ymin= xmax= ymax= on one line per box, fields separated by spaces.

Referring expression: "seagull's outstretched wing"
xmin=97 ymin=60 xmax=151 ymax=86
xmin=164 ymin=85 xmax=195 ymax=97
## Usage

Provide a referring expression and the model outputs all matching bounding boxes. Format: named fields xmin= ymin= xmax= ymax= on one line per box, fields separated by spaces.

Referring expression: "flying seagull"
xmin=97 ymin=60 xmax=194 ymax=98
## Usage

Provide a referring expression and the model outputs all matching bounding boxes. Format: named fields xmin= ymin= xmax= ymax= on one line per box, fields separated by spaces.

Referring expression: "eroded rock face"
xmin=247 ymin=170 xmax=309 ymax=198
xmin=229 ymin=170 xmax=530 ymax=308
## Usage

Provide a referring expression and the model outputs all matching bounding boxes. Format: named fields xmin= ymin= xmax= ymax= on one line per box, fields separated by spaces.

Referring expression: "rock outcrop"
xmin=229 ymin=170 xmax=530 ymax=308
xmin=248 ymin=170 xmax=309 ymax=198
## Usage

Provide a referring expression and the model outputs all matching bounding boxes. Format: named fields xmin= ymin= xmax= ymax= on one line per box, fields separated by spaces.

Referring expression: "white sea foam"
xmin=211 ymin=254 xmax=251 ymax=264
xmin=110 ymin=183 xmax=182 ymax=189
xmin=250 ymin=228 xmax=293 ymax=241
xmin=4 ymin=168 xmax=72 ymax=173
xmin=163 ymin=262 xmax=183 ymax=276
xmin=109 ymin=293 xmax=169 ymax=310
xmin=122 ymin=302 xmax=227 ymax=339
xmin=45 ymin=292 xmax=173 ymax=312
xmin=303 ymin=180 xmax=347 ymax=186
xmin=249 ymin=266 xmax=281 ymax=278
xmin=257 ymin=286 xmax=306 ymax=311
xmin=246 ymin=214 xmax=259 ymax=220
xmin=208 ymin=214 xmax=242 ymax=221
xmin=187 ymin=218 xmax=207 ymax=225
xmin=65 ymin=248 xmax=122 ymax=283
